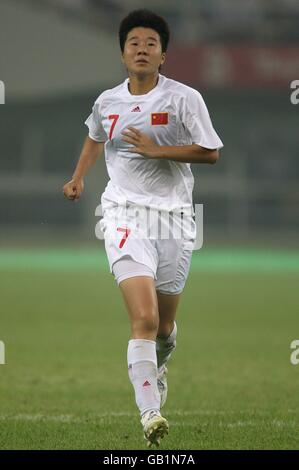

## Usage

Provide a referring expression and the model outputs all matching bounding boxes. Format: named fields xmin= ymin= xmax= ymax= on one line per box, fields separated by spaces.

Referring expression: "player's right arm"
xmin=63 ymin=136 xmax=104 ymax=202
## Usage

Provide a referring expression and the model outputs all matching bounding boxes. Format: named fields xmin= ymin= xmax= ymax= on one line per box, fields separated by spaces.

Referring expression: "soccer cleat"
xmin=141 ymin=410 xmax=169 ymax=447
xmin=157 ymin=365 xmax=168 ymax=408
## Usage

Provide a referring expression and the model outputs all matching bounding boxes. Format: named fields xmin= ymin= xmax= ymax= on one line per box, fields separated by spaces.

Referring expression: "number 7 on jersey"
xmin=108 ymin=114 xmax=120 ymax=140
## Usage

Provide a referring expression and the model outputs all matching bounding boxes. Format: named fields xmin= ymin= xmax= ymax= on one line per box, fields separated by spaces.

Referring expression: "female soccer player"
xmin=63 ymin=9 xmax=223 ymax=447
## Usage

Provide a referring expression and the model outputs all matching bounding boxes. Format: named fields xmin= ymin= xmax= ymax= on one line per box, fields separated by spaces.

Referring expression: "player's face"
xmin=122 ymin=27 xmax=166 ymax=76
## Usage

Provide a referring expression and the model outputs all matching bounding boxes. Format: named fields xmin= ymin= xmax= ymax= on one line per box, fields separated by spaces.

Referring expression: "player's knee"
xmin=133 ymin=308 xmax=159 ymax=334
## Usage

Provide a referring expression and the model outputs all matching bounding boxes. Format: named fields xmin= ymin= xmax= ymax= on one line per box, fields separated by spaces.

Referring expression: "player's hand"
xmin=121 ymin=127 xmax=159 ymax=158
xmin=63 ymin=178 xmax=84 ymax=202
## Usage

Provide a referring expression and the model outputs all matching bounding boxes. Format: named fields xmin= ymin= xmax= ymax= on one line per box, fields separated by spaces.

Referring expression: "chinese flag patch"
xmin=151 ymin=112 xmax=168 ymax=125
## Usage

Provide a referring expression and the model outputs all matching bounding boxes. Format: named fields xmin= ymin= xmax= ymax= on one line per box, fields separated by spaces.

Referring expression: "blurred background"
xmin=1 ymin=0 xmax=299 ymax=248
xmin=0 ymin=0 xmax=299 ymax=451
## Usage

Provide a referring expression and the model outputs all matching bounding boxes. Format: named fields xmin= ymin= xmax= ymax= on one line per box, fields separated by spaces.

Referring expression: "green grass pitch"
xmin=0 ymin=248 xmax=298 ymax=449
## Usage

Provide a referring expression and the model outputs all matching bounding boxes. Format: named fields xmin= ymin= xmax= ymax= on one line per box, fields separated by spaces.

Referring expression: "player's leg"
xmin=154 ymin=235 xmax=193 ymax=408
xmin=155 ymin=241 xmax=192 ymax=373
xmin=101 ymin=207 xmax=168 ymax=444
xmin=157 ymin=291 xmax=180 ymax=338
xmin=119 ymin=274 xmax=159 ymax=340
xmin=155 ymin=292 xmax=180 ymax=407
xmin=114 ymin=260 xmax=160 ymax=415
xmin=118 ymin=273 xmax=159 ymax=407
xmin=113 ymin=259 xmax=169 ymax=446
xmin=156 ymin=291 xmax=180 ymax=365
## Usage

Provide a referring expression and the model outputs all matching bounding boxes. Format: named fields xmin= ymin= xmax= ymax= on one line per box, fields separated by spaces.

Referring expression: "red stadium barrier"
xmin=164 ymin=45 xmax=299 ymax=88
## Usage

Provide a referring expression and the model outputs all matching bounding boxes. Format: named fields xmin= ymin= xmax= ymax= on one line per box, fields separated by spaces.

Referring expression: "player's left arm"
xmin=121 ymin=127 xmax=219 ymax=164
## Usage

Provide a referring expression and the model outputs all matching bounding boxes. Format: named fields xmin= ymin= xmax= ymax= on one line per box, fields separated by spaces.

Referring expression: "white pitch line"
xmin=0 ymin=413 xmax=297 ymax=429
xmin=0 ymin=410 xmax=237 ymax=422
xmin=169 ymin=421 xmax=296 ymax=428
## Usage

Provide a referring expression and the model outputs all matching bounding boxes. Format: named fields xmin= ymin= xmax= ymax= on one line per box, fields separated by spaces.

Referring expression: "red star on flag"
xmin=151 ymin=112 xmax=168 ymax=125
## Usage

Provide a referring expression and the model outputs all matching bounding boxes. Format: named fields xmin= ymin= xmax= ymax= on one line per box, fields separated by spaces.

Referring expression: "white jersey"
xmin=85 ymin=73 xmax=223 ymax=215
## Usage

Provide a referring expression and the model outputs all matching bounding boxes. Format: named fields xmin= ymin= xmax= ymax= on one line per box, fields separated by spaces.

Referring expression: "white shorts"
xmin=99 ymin=204 xmax=196 ymax=295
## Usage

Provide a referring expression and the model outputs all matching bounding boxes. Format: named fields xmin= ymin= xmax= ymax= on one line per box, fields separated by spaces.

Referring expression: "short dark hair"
xmin=119 ymin=9 xmax=170 ymax=53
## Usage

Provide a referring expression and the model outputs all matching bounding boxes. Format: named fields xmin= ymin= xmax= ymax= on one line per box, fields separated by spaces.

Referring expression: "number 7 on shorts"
xmin=117 ymin=227 xmax=131 ymax=249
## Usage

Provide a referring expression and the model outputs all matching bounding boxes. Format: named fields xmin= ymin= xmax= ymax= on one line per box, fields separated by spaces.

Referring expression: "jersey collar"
xmin=123 ymin=73 xmax=163 ymax=99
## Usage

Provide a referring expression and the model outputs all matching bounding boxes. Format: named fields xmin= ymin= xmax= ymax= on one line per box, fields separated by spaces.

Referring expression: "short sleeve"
xmin=84 ymin=100 xmax=107 ymax=142
xmin=181 ymin=89 xmax=223 ymax=150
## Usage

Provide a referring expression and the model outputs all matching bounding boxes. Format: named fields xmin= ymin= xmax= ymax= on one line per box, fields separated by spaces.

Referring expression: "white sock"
xmin=127 ymin=339 xmax=160 ymax=416
xmin=156 ymin=321 xmax=177 ymax=370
